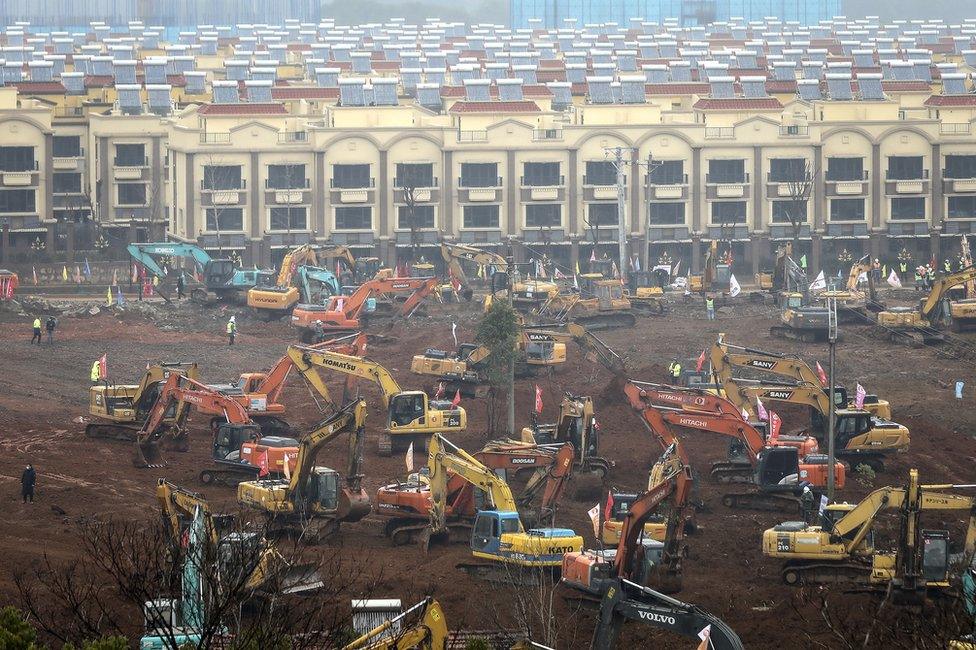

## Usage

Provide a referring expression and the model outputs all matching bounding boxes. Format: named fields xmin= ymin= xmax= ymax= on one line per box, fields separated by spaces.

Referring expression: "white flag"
xmin=282 ymin=453 xmax=291 ymax=480
xmin=857 ymin=271 xmax=868 ymax=285
xmin=728 ymin=273 xmax=741 ymax=297
xmin=819 ymin=494 xmax=829 ymax=514
xmin=451 ymin=321 xmax=458 ymax=347
xmin=887 ymin=269 xmax=902 ymax=288
xmin=740 ymin=407 xmax=749 ymax=420
xmin=809 ymin=270 xmax=826 ymax=292
xmin=405 ymin=441 xmax=414 ymax=473
xmin=698 ymin=625 xmax=712 ymax=641
xmin=587 ymin=503 xmax=601 ymax=538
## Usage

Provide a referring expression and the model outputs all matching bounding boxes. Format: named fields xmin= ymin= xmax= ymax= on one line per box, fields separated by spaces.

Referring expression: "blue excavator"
xmin=127 ymin=242 xmax=274 ymax=304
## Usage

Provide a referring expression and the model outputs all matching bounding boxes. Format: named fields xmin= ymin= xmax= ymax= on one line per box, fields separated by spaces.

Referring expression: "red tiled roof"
xmin=881 ymin=81 xmax=932 ymax=92
xmin=84 ymin=74 xmax=113 ymax=88
xmin=458 ymin=50 xmax=486 ymax=60
xmin=694 ymin=97 xmax=783 ymax=110
xmin=287 ymin=43 xmax=312 ymax=51
xmin=271 ymin=86 xmax=339 ymax=100
xmin=448 ymin=100 xmax=541 ymax=113
xmin=644 ymin=82 xmax=709 ymax=95
xmin=570 ymin=82 xmax=588 ymax=96
xmin=539 ymin=59 xmax=565 ymax=69
xmin=373 ymin=61 xmax=401 ymax=72
xmin=198 ymin=102 xmax=288 ymax=115
xmin=765 ymin=80 xmax=798 ymax=94
xmin=440 ymin=84 xmax=553 ymax=98
xmin=12 ymin=81 xmax=66 ymax=94
xmin=536 ymin=69 xmax=566 ymax=83
xmin=924 ymin=95 xmax=976 ymax=107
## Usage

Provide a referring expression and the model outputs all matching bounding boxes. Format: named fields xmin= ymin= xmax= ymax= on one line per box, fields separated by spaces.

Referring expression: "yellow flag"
xmin=62 ymin=265 xmax=68 ymax=281
xmin=575 ymin=260 xmax=580 ymax=275
xmin=106 ymin=286 xmax=113 ymax=306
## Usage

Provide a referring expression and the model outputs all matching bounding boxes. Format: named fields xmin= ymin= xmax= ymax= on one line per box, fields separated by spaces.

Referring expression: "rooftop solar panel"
xmin=741 ymin=75 xmax=767 ymax=98
xmin=941 ymin=72 xmax=968 ymax=95
xmin=147 ymin=84 xmax=172 ymax=115
xmin=117 ymin=84 xmax=142 ymax=114
xmin=586 ymin=75 xmax=614 ymax=104
xmin=339 ymin=77 xmax=366 ymax=106
xmin=618 ymin=75 xmax=645 ymax=103
xmin=709 ymin=75 xmax=735 ymax=98
xmin=416 ymin=82 xmax=442 ymax=110
xmin=797 ymin=78 xmax=822 ymax=100
xmin=372 ymin=78 xmax=399 ymax=105
xmin=463 ymin=78 xmax=491 ymax=101
xmin=548 ymin=81 xmax=572 ymax=109
xmin=857 ymin=73 xmax=885 ymax=100
xmin=825 ymin=73 xmax=853 ymax=100
xmin=497 ymin=77 xmax=524 ymax=101
xmin=213 ymin=80 xmax=240 ymax=103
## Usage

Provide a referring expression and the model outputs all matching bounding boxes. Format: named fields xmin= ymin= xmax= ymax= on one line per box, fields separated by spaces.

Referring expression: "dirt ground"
xmin=1 ymin=288 xmax=975 ymax=648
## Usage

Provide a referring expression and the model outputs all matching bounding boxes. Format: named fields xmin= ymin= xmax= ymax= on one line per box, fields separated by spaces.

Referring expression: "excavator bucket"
xmin=336 ymin=487 xmax=372 ymax=523
xmin=134 ymin=439 xmax=166 ymax=468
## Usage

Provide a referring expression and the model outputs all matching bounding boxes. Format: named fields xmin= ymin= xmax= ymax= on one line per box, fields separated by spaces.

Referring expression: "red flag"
xmin=449 ymin=270 xmax=461 ymax=292
xmin=98 ymin=354 xmax=107 ymax=380
xmin=255 ymin=448 xmax=270 ymax=477
xmin=434 ymin=382 xmax=445 ymax=399
xmin=769 ymin=411 xmax=782 ymax=441
xmin=534 ymin=384 xmax=543 ymax=414
xmin=696 ymin=349 xmax=706 ymax=373
xmin=815 ymin=361 xmax=828 ymax=387
xmin=451 ymin=389 xmax=461 ymax=408
xmin=603 ymin=490 xmax=615 ymax=521
xmin=4 ymin=279 xmax=12 ymax=300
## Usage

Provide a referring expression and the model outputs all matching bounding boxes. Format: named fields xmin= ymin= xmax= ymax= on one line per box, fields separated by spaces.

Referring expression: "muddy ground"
xmin=0 ymin=288 xmax=974 ymax=648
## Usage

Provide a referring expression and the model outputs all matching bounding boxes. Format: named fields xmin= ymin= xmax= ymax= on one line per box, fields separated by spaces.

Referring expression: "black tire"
xmin=721 ymin=494 xmax=735 ymax=508
xmin=783 ymin=568 xmax=802 ymax=586
xmin=199 ymin=470 xmax=215 ymax=485
xmin=390 ymin=528 xmax=414 ymax=546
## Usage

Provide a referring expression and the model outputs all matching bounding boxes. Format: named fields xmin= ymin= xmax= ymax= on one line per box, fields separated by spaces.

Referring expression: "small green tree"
xmin=63 ymin=637 xmax=130 ymax=650
xmin=0 ymin=606 xmax=39 ymax=649
xmin=476 ymin=298 xmax=519 ymax=434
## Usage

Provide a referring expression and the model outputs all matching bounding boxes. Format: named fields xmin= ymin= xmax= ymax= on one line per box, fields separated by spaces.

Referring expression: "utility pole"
xmin=826 ymin=296 xmax=838 ymax=500
xmin=613 ymin=147 xmax=628 ymax=284
xmin=506 ymin=244 xmax=516 ymax=436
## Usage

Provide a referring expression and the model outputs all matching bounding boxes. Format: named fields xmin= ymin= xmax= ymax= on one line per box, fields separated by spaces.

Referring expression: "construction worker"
xmin=21 ymin=464 xmax=35 ymax=503
xmin=45 ymin=316 xmax=57 ymax=344
xmin=312 ymin=319 xmax=325 ymax=344
xmin=668 ymin=358 xmax=682 ymax=383
xmin=227 ymin=315 xmax=236 ymax=346
xmin=705 ymin=294 xmax=715 ymax=320
xmin=30 ymin=317 xmax=42 ymax=344
xmin=945 ymin=258 xmax=953 ymax=274
xmin=90 ymin=360 xmax=100 ymax=384
xmin=800 ymin=485 xmax=815 ymax=524
xmin=871 ymin=259 xmax=881 ymax=283
xmin=799 ymin=254 xmax=807 ymax=274
xmin=176 ymin=273 xmax=185 ymax=299
xmin=899 ymin=260 xmax=908 ymax=282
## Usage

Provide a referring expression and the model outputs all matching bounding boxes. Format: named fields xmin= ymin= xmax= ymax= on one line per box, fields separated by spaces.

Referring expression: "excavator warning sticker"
xmin=447 ymin=415 xmax=462 ymax=427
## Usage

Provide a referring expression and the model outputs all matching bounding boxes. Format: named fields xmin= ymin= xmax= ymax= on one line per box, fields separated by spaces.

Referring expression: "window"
xmin=887 ymin=156 xmax=923 ymax=180
xmin=649 ymin=202 xmax=685 ymax=225
xmin=460 ymin=162 xmax=499 ymax=188
xmin=332 ymin=164 xmax=372 ymax=189
xmin=769 ymin=158 xmax=808 ymax=182
xmin=0 ymin=146 xmax=35 ymax=171
xmin=267 ymin=164 xmax=306 ymax=189
xmin=948 ymin=196 xmax=976 ymax=218
xmin=587 ymin=203 xmax=618 ymax=226
xmin=522 ymin=162 xmax=561 ymax=186
xmin=584 ymin=160 xmax=616 ymax=186
xmin=114 ymin=143 xmax=145 ymax=167
xmin=206 ymin=208 xmax=244 ymax=231
xmin=395 ymin=163 xmax=434 ymax=188
xmin=944 ymin=155 xmax=976 ymax=179
xmin=890 ymin=197 xmax=925 ymax=220
xmin=0 ymin=189 xmax=35 ymax=212
xmin=269 ymin=207 xmax=307 ymax=230
xmin=117 ymin=182 xmax=146 ymax=205
xmin=203 ymin=165 xmax=242 ymax=190
xmin=829 ymin=198 xmax=865 ymax=221
xmin=772 ymin=200 xmax=806 ymax=224
xmin=525 ymin=204 xmax=561 ymax=227
xmin=53 ymin=172 xmax=81 ymax=194
xmin=53 ymin=136 xmax=81 ymax=157
xmin=462 ymin=205 xmax=500 ymax=229
xmin=707 ymin=159 xmax=745 ymax=183
xmin=648 ymin=160 xmax=685 ymax=185
xmin=826 ymin=157 xmax=864 ymax=181
xmin=334 ymin=206 xmax=372 ymax=230
xmin=711 ymin=201 xmax=747 ymax=224
xmin=397 ymin=205 xmax=435 ymax=229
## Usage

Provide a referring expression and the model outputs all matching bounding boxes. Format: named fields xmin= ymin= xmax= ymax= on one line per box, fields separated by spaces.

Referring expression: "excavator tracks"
xmin=721 ymin=491 xmax=800 ymax=514
xmin=85 ymin=422 xmax=138 ymax=442
xmin=709 ymin=461 xmax=754 ymax=483
xmin=780 ymin=560 xmax=872 ymax=587
xmin=573 ymin=312 xmax=637 ymax=331
xmin=384 ymin=519 xmax=473 ymax=547
xmin=455 ymin=562 xmax=550 ymax=585
xmin=769 ymin=325 xmax=832 ymax=343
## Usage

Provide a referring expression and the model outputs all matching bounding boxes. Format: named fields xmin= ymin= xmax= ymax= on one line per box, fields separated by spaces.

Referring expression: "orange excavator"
xmin=374 ymin=441 xmax=575 ymax=546
xmin=624 ymin=382 xmax=844 ymax=512
xmin=292 ymin=276 xmax=439 ymax=341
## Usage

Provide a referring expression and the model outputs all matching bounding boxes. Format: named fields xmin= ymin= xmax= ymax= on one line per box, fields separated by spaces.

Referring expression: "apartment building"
xmin=3 ymin=16 xmax=976 ymax=277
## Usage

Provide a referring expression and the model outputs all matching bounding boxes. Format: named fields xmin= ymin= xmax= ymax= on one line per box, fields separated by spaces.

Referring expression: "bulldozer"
xmin=86 ymin=362 xmax=199 ymax=441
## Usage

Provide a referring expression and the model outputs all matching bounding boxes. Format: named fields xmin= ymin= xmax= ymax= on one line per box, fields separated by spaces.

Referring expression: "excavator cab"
xmin=471 ymin=511 xmax=522 ymax=555
xmin=306 ymin=467 xmax=341 ymax=514
xmin=920 ymin=530 xmax=951 ymax=585
xmin=755 ymin=447 xmax=801 ymax=490
xmin=212 ymin=423 xmax=263 ymax=460
xmin=389 ymin=392 xmax=428 ymax=428
xmin=589 ymin=258 xmax=614 ymax=278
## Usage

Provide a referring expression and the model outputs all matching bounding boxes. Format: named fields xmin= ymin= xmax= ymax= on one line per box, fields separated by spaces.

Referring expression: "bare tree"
xmin=778 ymin=161 xmax=817 ymax=260
xmin=398 ymin=174 xmax=422 ymax=263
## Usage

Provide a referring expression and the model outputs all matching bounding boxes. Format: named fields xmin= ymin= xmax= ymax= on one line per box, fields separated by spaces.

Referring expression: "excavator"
xmin=754 ymin=242 xmax=792 ymax=295
xmin=341 ymin=598 xmax=450 ymax=650
xmin=424 ymin=434 xmax=583 ymax=580
xmin=86 ymin=362 xmax=199 ymax=441
xmin=127 ymin=242 xmax=274 ymax=304
xmin=521 ymin=394 xmax=613 ymax=479
xmin=709 ymin=338 xmax=892 ymax=420
xmin=237 ymin=399 xmax=371 ymax=542
xmin=291 ymin=276 xmax=439 ymax=341
xmin=878 ymin=265 xmax=976 ymax=343
xmin=539 ymin=278 xmax=637 ymax=331
xmin=819 ymin=255 xmax=880 ymax=323
xmin=562 ymin=445 xmax=743 ymax=649
xmin=246 ymin=244 xmax=340 ymax=318
xmin=731 ymin=378 xmax=910 ymax=472
xmin=375 ymin=440 xmax=575 ymax=545
xmin=156 ymin=479 xmax=322 ymax=596
xmin=764 ymin=468 xmax=976 ymax=596
xmin=689 ymin=240 xmax=731 ymax=296
xmin=440 ymin=241 xmax=561 ymax=311
xmin=286 ymin=345 xmax=466 ymax=455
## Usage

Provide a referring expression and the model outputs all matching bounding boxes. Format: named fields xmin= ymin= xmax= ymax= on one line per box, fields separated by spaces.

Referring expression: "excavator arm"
xmin=440 ymin=242 xmax=508 ymax=291
xmin=624 ymin=380 xmax=741 ymax=418
xmin=922 ymin=266 xmax=976 ymax=319
xmin=275 ymin=244 xmax=319 ymax=288
xmin=286 ymin=346 xmax=403 ymax=409
xmin=289 ymin=399 xmax=366 ymax=498
xmin=731 ymin=378 xmax=832 ymax=416
xmin=127 ymin=242 xmax=213 ymax=278
xmin=156 ymin=478 xmax=219 ymax=547
xmin=396 ymin=277 xmax=439 ymax=318
xmin=316 ymin=244 xmax=357 ymax=271
xmin=250 ymin=332 xmax=367 ymax=403
xmin=341 ymin=598 xmax=448 ymax=650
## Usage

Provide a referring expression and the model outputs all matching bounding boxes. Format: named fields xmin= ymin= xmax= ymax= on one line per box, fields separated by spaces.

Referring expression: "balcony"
xmin=460 ymin=229 xmax=503 ymax=244
xmin=54 ymin=150 xmax=85 ymax=170
xmin=704 ymin=127 xmax=734 ymax=139
xmin=825 ymin=222 xmax=869 ymax=238
xmin=942 ymin=175 xmax=976 ymax=194
xmin=114 ymin=156 xmax=149 ymax=180
xmin=779 ymin=124 xmax=810 ymax=137
xmin=1 ymin=170 xmax=39 ymax=187
xmin=647 ymin=173 xmax=689 ymax=200
xmin=201 ymin=179 xmax=246 ymax=206
xmin=458 ymin=177 xmax=502 ymax=203
xmin=522 ymin=228 xmax=566 ymax=242
xmin=647 ymin=225 xmax=690 ymax=241
xmin=583 ymin=174 xmax=623 ymax=201
xmin=277 ymin=131 xmax=308 ymax=144
xmin=706 ymin=224 xmax=750 ymax=240
xmin=532 ymin=128 xmax=564 ymax=141
xmin=885 ymin=170 xmax=929 ymax=195
xmin=705 ymin=173 xmax=750 ymax=200
xmin=825 ymin=171 xmax=869 ymax=197
xmin=330 ymin=179 xmax=375 ymax=205
xmin=53 ymin=106 xmax=85 ymax=119
xmin=888 ymin=221 xmax=929 ymax=237
xmin=770 ymin=224 xmax=812 ymax=240
xmin=199 ymin=132 xmax=231 ymax=145
xmin=520 ymin=176 xmax=566 ymax=202
xmin=394 ymin=185 xmax=439 ymax=205
xmin=940 ymin=123 xmax=971 ymax=136
xmin=457 ymin=130 xmax=488 ymax=143
xmin=766 ymin=172 xmax=812 ymax=198
xmin=265 ymin=178 xmax=311 ymax=205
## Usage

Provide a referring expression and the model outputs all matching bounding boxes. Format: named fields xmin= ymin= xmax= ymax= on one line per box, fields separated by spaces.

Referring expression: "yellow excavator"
xmin=286 ymin=346 xmax=466 ymax=455
xmin=425 ymin=434 xmax=583 ymax=581
xmin=539 ymin=278 xmax=637 ymax=330
xmin=763 ymin=468 xmax=976 ymax=597
xmin=341 ymin=598 xmax=449 ymax=650
xmin=819 ymin=255 xmax=879 ymax=323
xmin=237 ymin=399 xmax=371 ymax=541
xmin=709 ymin=339 xmax=892 ymax=420
xmin=729 ymin=378 xmax=909 ymax=472
xmin=156 ymin=479 xmax=323 ymax=595
xmin=86 ymin=362 xmax=199 ymax=440
xmin=440 ymin=241 xmax=560 ymax=310
xmin=522 ymin=394 xmax=613 ymax=479
xmin=878 ymin=266 xmax=976 ymax=343
xmin=246 ymin=244 xmax=323 ymax=316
